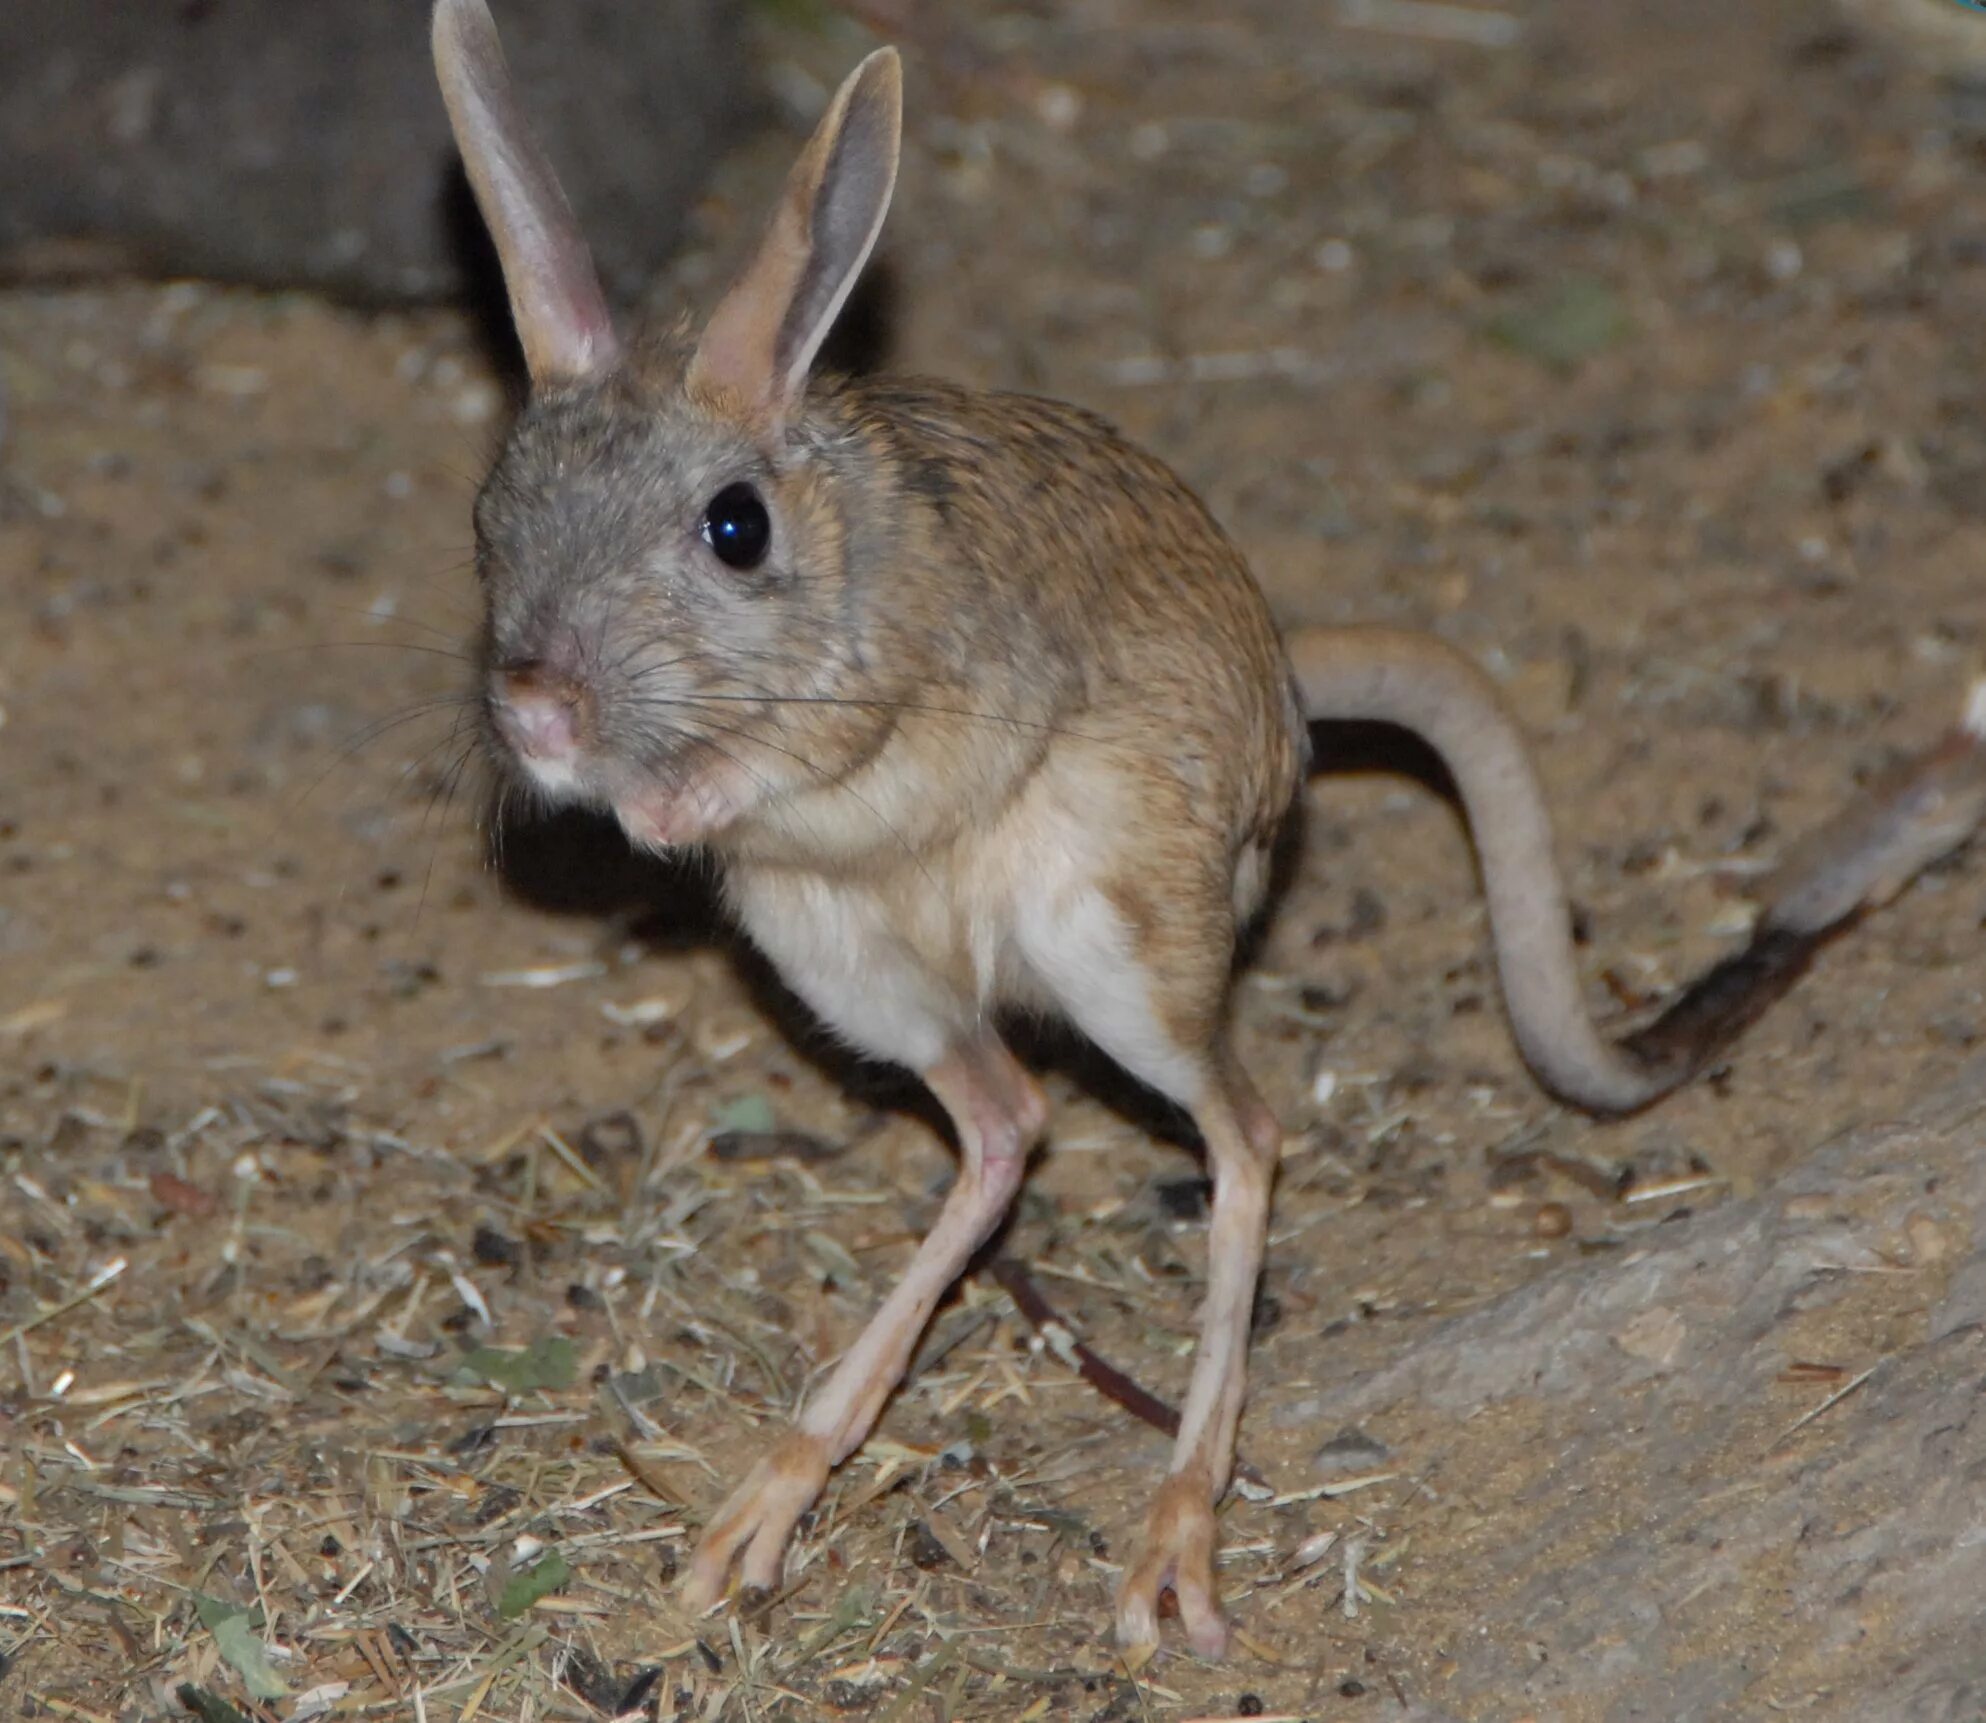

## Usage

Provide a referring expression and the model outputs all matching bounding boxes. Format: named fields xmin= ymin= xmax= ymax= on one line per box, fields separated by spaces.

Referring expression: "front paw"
xmin=680 ymin=1430 xmax=833 ymax=1612
xmin=1115 ymin=1469 xmax=1228 ymax=1659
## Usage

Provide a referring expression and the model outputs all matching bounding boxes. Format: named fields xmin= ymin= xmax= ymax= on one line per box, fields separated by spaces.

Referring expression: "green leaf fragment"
xmin=457 ymin=1334 xmax=577 ymax=1393
xmin=193 ymin=1595 xmax=290 ymax=1701
xmin=1767 ymin=165 xmax=1869 ymax=228
xmin=499 ymin=1548 xmax=572 ymax=1618
xmin=712 ymin=1093 xmax=777 ymax=1135
xmin=1488 ymin=276 xmax=1631 ymax=370
xmin=802 ymin=1228 xmax=864 ymax=1285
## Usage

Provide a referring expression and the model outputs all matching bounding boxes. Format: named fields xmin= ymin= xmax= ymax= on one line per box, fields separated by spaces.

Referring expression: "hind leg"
xmin=1016 ymin=885 xmax=1283 ymax=1657
xmin=1115 ymin=1071 xmax=1281 ymax=1656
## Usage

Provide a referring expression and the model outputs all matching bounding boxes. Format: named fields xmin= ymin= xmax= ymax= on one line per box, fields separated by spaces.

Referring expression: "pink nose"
xmin=493 ymin=663 xmax=587 ymax=763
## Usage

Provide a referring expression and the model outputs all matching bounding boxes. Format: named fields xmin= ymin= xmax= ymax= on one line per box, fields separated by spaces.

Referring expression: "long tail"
xmin=1287 ymin=626 xmax=1986 ymax=1115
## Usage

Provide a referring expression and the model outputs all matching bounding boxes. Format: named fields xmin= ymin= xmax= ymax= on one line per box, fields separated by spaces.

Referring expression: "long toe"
xmin=1114 ymin=1472 xmax=1230 ymax=1659
xmin=681 ymin=1513 xmax=750 ymax=1613
xmin=741 ymin=1478 xmax=812 ymax=1592
xmin=1115 ymin=1550 xmax=1169 ymax=1652
xmin=1177 ymin=1572 xmax=1230 ymax=1661
xmin=680 ymin=1432 xmax=832 ymax=1614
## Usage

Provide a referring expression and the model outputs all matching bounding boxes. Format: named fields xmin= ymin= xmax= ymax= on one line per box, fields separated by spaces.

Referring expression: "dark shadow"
xmin=439 ymin=163 xmax=532 ymax=401
xmin=1010 ymin=1017 xmax=1205 ymax=1155
xmin=494 ymin=802 xmax=714 ymax=932
xmin=1309 ymin=716 xmax=1460 ymax=807
xmin=817 ymin=254 xmax=901 ymax=378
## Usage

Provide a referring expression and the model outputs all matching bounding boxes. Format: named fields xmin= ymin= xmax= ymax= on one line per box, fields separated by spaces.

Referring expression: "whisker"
xmin=246 ymin=639 xmax=474 ymax=666
xmin=614 ymin=700 xmax=848 ymax=864
xmin=313 ymin=603 xmax=478 ymax=647
xmin=416 ymin=559 xmax=481 ymax=593
xmin=600 ymin=621 xmax=695 ymax=685
xmin=286 ymin=697 xmax=480 ymax=817
xmin=390 ymin=714 xmax=484 ymax=811
xmin=486 ymin=778 xmax=515 ymax=877
xmin=617 ymin=686 xmax=1107 ymax=761
xmin=414 ymin=738 xmax=482 ymax=930
xmin=646 ymin=687 xmax=1117 ymax=752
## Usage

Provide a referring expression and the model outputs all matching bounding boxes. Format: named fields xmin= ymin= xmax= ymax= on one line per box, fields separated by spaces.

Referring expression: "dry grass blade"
xmin=0 ymin=1258 xmax=127 ymax=1359
xmin=1772 ymin=1363 xmax=1880 ymax=1449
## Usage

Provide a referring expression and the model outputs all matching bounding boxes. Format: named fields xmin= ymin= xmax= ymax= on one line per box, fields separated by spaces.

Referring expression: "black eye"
xmin=702 ymin=482 xmax=772 ymax=571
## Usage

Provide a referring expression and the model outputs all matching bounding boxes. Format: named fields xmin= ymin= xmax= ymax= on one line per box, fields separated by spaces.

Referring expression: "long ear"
xmin=688 ymin=48 xmax=901 ymax=429
xmin=432 ymin=0 xmax=620 ymax=386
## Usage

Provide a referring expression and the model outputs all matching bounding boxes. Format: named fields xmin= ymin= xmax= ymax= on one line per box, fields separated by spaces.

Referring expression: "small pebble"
xmin=1614 ymin=1305 xmax=1687 ymax=1368
xmin=480 ymin=961 xmax=605 ymax=989
xmin=197 ymin=363 xmax=269 ymax=398
xmin=1314 ymin=1427 xmax=1390 ymax=1475
xmin=578 ymin=1111 xmax=643 ymax=1164
xmin=1190 ymin=223 xmax=1234 ymax=261
xmin=693 ymin=1008 xmax=759 ymax=1063
xmin=905 ymin=1519 xmax=951 ymax=1571
xmin=472 ymin=1225 xmax=524 ymax=1268
xmin=1534 ymin=1201 xmax=1574 ymax=1239
xmin=150 ymin=1171 xmax=218 ymax=1219
xmin=1035 ymin=82 xmax=1081 ymax=132
xmin=1906 ymin=1212 xmax=1954 ymax=1266
xmin=453 ymin=382 xmax=499 ymax=425
xmin=1639 ymin=138 xmax=1709 ymax=179
xmin=1291 ymin=1528 xmax=1338 ymax=1569
xmin=601 ymin=979 xmax=694 ymax=1027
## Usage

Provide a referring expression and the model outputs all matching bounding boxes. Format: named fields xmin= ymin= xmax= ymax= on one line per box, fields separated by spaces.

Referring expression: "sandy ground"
xmin=7 ymin=0 xmax=1986 ymax=1717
